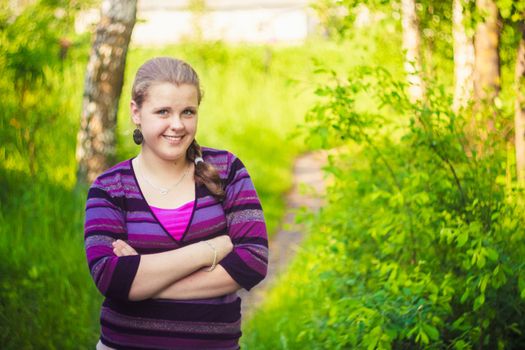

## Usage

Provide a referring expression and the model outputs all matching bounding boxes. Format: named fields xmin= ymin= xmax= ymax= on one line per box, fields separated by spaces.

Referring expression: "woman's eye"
xmin=182 ymin=109 xmax=196 ymax=116
xmin=156 ymin=109 xmax=169 ymax=116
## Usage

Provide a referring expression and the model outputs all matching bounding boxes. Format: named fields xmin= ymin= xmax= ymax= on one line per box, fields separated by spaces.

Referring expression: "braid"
xmin=186 ymin=139 xmax=225 ymax=200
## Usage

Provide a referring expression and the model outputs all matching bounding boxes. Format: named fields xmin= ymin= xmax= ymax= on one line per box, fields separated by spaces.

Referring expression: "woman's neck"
xmin=137 ymin=148 xmax=190 ymax=184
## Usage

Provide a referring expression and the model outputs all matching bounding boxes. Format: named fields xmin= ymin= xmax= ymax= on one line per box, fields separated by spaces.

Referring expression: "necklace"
xmin=136 ymin=156 xmax=190 ymax=195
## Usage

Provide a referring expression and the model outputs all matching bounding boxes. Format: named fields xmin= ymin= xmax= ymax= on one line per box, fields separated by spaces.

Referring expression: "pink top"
xmin=150 ymin=200 xmax=195 ymax=240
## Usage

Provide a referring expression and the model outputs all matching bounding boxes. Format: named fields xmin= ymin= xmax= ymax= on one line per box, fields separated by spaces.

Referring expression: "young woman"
xmin=84 ymin=57 xmax=268 ymax=349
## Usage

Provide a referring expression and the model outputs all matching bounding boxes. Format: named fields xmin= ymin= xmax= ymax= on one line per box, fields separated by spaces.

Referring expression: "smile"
xmin=163 ymin=135 xmax=184 ymax=143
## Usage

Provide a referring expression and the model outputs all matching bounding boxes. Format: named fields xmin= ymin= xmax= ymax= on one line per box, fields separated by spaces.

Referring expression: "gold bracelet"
xmin=204 ymin=241 xmax=217 ymax=271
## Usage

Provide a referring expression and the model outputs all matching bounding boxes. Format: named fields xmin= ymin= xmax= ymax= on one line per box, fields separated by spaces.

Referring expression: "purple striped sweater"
xmin=84 ymin=147 xmax=268 ymax=349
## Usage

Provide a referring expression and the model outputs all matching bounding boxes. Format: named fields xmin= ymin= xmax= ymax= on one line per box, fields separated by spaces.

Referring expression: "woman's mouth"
xmin=163 ymin=135 xmax=184 ymax=143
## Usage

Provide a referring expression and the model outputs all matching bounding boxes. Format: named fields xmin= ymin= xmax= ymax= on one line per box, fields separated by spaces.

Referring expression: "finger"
xmin=124 ymin=246 xmax=138 ymax=256
xmin=113 ymin=240 xmax=129 ymax=251
xmin=121 ymin=245 xmax=132 ymax=256
xmin=122 ymin=241 xmax=138 ymax=255
xmin=113 ymin=240 xmax=137 ymax=256
xmin=116 ymin=239 xmax=132 ymax=250
xmin=113 ymin=247 xmax=124 ymax=257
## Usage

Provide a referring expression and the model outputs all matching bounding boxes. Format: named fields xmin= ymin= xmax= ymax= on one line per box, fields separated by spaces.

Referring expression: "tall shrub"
xmin=299 ymin=65 xmax=525 ymax=348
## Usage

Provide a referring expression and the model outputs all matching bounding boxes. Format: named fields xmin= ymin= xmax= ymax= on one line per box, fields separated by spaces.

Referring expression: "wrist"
xmin=203 ymin=240 xmax=217 ymax=271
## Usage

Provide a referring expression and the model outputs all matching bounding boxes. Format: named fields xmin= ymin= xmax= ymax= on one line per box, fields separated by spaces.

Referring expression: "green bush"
xmin=242 ymin=65 xmax=525 ymax=349
xmin=0 ymin=19 xmax=357 ymax=348
xmin=117 ymin=40 xmax=361 ymax=234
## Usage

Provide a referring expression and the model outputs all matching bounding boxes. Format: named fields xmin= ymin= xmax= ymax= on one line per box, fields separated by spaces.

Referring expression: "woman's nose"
xmin=169 ymin=116 xmax=184 ymax=130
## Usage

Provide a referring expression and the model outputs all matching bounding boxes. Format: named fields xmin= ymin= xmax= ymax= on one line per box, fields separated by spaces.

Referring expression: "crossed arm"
xmin=85 ymin=153 xmax=268 ymax=303
xmin=112 ymin=237 xmax=242 ymax=301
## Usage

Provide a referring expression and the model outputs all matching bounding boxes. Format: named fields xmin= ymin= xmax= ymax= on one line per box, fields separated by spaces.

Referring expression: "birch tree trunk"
xmin=515 ymin=21 xmax=525 ymax=183
xmin=401 ymin=0 xmax=425 ymax=102
xmin=473 ymin=0 xmax=501 ymax=109
xmin=453 ymin=0 xmax=475 ymax=111
xmin=76 ymin=0 xmax=137 ymax=184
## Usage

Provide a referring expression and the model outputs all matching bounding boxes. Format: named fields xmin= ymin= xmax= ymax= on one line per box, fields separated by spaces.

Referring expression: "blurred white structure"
xmin=76 ymin=0 xmax=317 ymax=45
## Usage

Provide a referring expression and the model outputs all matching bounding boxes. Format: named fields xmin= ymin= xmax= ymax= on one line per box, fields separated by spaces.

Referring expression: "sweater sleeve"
xmin=218 ymin=153 xmax=269 ymax=291
xmin=84 ymin=185 xmax=141 ymax=301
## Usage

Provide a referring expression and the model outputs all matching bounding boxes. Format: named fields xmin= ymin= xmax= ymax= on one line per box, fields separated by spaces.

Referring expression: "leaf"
xmin=407 ymin=325 xmax=418 ymax=338
xmin=28 ymin=266 xmax=39 ymax=279
xmin=518 ymin=272 xmax=525 ymax=292
xmin=509 ymin=323 xmax=523 ymax=335
xmin=417 ymin=328 xmax=430 ymax=345
xmin=422 ymin=324 xmax=440 ymax=341
xmin=473 ymin=294 xmax=485 ymax=310
xmin=479 ymin=275 xmax=489 ymax=293
xmin=296 ymin=330 xmax=307 ymax=341
xmin=367 ymin=326 xmax=382 ymax=350
xmin=476 ymin=253 xmax=486 ymax=269
xmin=486 ymin=248 xmax=499 ymax=262
xmin=451 ymin=316 xmax=465 ymax=330
xmin=319 ymin=271 xmax=335 ymax=280
xmin=482 ymin=319 xmax=490 ymax=329
xmin=454 ymin=340 xmax=467 ymax=350
xmin=456 ymin=231 xmax=468 ymax=248
xmin=460 ymin=288 xmax=470 ymax=304
xmin=491 ymin=264 xmax=507 ymax=289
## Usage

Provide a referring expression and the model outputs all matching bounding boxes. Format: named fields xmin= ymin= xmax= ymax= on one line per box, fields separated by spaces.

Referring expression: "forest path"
xmin=238 ymin=150 xmax=329 ymax=319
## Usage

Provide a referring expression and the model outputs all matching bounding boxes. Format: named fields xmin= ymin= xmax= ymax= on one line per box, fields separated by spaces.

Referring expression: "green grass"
xmin=239 ymin=23 xmax=408 ymax=350
xmin=0 ymin=39 xmax=358 ymax=348
xmin=0 ymin=178 xmax=99 ymax=348
xmin=117 ymin=41 xmax=365 ymax=234
xmin=240 ymin=20 xmax=525 ymax=350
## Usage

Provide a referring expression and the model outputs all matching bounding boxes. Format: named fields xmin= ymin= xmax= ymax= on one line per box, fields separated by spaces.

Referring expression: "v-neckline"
xmin=150 ymin=199 xmax=195 ymax=211
xmin=129 ymin=158 xmax=197 ymax=243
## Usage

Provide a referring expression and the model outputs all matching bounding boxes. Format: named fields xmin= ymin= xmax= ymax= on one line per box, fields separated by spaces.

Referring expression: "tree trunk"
xmin=515 ymin=21 xmax=525 ymax=183
xmin=473 ymin=0 xmax=501 ymax=110
xmin=401 ymin=0 xmax=425 ymax=102
xmin=453 ymin=0 xmax=475 ymax=111
xmin=76 ymin=0 xmax=137 ymax=184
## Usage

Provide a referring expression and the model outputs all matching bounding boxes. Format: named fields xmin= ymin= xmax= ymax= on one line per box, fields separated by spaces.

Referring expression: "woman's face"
xmin=132 ymin=82 xmax=199 ymax=163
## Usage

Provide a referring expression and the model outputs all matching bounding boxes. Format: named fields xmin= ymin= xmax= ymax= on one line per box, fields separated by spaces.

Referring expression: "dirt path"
xmin=238 ymin=150 xmax=329 ymax=319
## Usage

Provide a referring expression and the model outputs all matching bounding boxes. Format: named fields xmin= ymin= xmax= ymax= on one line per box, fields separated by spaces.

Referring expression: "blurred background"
xmin=1 ymin=0 xmax=525 ymax=349
xmin=77 ymin=0 xmax=316 ymax=44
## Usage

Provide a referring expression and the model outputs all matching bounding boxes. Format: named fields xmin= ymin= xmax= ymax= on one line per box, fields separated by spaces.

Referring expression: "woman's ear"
xmin=131 ymin=100 xmax=141 ymax=125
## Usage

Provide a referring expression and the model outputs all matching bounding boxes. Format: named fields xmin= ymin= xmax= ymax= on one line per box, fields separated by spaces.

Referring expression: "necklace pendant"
xmin=136 ymin=156 xmax=189 ymax=196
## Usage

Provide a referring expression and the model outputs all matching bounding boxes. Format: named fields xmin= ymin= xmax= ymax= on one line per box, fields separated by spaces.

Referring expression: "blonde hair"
xmin=132 ymin=57 xmax=203 ymax=107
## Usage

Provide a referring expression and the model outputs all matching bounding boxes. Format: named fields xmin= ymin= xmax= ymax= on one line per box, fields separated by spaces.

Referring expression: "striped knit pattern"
xmin=84 ymin=147 xmax=268 ymax=350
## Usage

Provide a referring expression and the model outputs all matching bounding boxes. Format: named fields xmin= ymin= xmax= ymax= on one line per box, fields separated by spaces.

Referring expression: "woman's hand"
xmin=111 ymin=236 xmax=232 ymax=262
xmin=112 ymin=239 xmax=138 ymax=257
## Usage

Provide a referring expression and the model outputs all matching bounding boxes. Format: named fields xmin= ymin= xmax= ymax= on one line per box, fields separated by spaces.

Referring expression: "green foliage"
xmin=0 ymin=4 xmax=95 ymax=349
xmin=242 ymin=4 xmax=524 ymax=347
xmin=243 ymin=61 xmax=525 ymax=349
xmin=0 ymin=177 xmax=100 ymax=348
xmin=310 ymin=0 xmax=392 ymax=40
xmin=496 ymin=0 xmax=525 ymax=22
xmin=117 ymin=40 xmax=360 ymax=234
xmin=4 ymin=1 xmax=522 ymax=348
xmin=0 ymin=1 xmax=86 ymax=179
xmin=0 ymin=17 xmax=357 ymax=345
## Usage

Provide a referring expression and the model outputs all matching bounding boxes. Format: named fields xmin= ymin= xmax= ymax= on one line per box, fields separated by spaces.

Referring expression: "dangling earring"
xmin=133 ymin=127 xmax=143 ymax=145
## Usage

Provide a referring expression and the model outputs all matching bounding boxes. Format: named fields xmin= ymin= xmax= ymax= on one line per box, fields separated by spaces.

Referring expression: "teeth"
xmin=164 ymin=135 xmax=182 ymax=140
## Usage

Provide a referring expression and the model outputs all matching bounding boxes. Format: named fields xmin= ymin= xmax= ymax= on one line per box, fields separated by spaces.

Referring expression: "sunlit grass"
xmin=1 ymin=39 xmax=358 ymax=348
xmin=239 ymin=24 xmax=408 ymax=349
xmin=118 ymin=41 xmax=362 ymax=234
